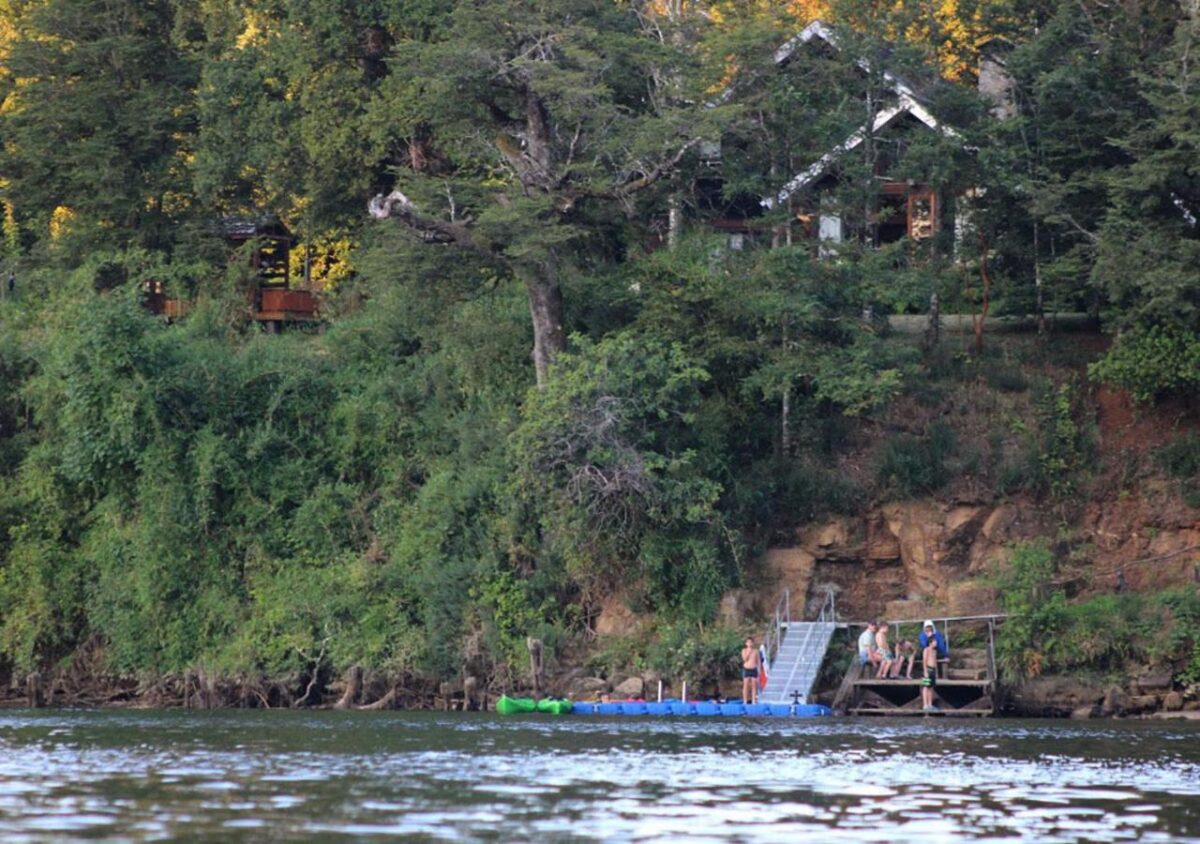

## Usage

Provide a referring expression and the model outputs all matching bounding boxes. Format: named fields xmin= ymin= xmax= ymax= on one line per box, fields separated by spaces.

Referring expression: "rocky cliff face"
xmin=753 ymin=490 xmax=1198 ymax=625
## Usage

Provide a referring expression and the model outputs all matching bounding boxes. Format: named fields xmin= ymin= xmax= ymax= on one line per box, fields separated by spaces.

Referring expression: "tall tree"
xmin=1094 ymin=4 xmax=1200 ymax=333
xmin=191 ymin=0 xmax=450 ymax=236
xmin=368 ymin=0 xmax=723 ymax=386
xmin=0 ymin=0 xmax=198 ymax=251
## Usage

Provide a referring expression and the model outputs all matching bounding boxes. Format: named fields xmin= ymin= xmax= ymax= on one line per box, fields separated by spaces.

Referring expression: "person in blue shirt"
xmin=919 ymin=620 xmax=948 ymax=659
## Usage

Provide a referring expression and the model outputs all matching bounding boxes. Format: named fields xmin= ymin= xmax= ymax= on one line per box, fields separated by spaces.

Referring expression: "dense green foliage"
xmin=997 ymin=544 xmax=1200 ymax=685
xmin=1089 ymin=327 xmax=1200 ymax=404
xmin=0 ymin=0 xmax=1196 ymax=694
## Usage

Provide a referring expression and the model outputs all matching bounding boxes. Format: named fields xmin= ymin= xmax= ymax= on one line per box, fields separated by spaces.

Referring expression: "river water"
xmin=1 ymin=710 xmax=1199 ymax=841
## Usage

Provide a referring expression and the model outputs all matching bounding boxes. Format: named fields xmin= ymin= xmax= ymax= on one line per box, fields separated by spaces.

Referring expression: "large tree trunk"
xmin=522 ymin=261 xmax=566 ymax=388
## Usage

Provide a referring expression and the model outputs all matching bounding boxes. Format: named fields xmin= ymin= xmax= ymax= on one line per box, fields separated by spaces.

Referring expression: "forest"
xmin=0 ymin=0 xmax=1197 ymax=706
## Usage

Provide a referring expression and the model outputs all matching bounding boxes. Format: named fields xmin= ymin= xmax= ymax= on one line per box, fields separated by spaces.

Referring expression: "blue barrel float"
xmin=570 ymin=700 xmax=832 ymax=717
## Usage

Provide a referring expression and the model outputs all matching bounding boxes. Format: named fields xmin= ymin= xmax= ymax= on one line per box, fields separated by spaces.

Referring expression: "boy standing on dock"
xmin=741 ymin=638 xmax=761 ymax=704
xmin=921 ymin=638 xmax=939 ymax=713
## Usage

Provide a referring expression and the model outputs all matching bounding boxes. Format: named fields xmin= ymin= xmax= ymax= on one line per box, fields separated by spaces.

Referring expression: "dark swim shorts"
xmin=742 ymin=668 xmax=758 ymax=679
xmin=921 ymin=669 xmax=937 ymax=687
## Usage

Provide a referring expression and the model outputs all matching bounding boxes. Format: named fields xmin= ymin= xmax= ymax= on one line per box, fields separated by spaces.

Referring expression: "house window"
xmin=877 ymin=193 xmax=908 ymax=245
xmin=817 ymin=195 xmax=842 ymax=257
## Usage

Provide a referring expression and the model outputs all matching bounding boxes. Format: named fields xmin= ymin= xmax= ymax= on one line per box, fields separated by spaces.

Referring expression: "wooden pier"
xmin=834 ymin=615 xmax=1003 ymax=717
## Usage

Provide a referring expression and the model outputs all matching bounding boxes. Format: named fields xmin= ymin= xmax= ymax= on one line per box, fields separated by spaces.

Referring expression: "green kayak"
xmin=495 ymin=695 xmax=573 ymax=715
xmin=496 ymin=695 xmax=536 ymax=715
xmin=535 ymin=698 xmax=573 ymax=715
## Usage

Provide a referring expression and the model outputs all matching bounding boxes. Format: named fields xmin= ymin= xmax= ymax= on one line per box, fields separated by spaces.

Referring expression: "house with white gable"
xmin=697 ymin=20 xmax=1012 ymax=256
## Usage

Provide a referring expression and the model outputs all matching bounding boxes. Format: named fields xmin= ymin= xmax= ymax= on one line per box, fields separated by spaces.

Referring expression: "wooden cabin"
xmin=763 ymin=85 xmax=958 ymax=255
xmin=140 ymin=218 xmax=322 ymax=331
xmin=223 ymin=217 xmax=321 ymax=332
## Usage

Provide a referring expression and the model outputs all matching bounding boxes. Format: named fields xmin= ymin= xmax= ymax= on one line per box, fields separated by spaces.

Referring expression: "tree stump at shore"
xmin=334 ymin=666 xmax=363 ymax=710
xmin=527 ymin=637 xmax=544 ymax=697
xmin=26 ymin=672 xmax=42 ymax=708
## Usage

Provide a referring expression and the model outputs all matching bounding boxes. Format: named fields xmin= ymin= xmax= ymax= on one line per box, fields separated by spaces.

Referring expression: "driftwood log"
xmin=359 ymin=686 xmax=398 ymax=710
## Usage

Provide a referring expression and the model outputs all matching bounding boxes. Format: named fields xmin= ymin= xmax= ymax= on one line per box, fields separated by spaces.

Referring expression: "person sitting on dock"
xmin=892 ymin=640 xmax=917 ymax=679
xmin=857 ymin=622 xmax=878 ymax=669
xmin=741 ymin=638 xmax=761 ymax=705
xmin=919 ymin=620 xmax=949 ymax=675
xmin=921 ymin=637 xmax=940 ymax=712
xmin=874 ymin=623 xmax=895 ymax=678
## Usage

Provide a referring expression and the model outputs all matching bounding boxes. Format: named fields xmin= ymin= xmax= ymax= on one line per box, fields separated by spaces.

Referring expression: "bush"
xmin=510 ymin=332 xmax=732 ymax=615
xmin=775 ymin=460 xmax=865 ymax=520
xmin=982 ymin=362 xmax=1030 ymax=393
xmin=1027 ymin=381 xmax=1085 ymax=498
xmin=995 ymin=542 xmax=1200 ymax=684
xmin=1089 ymin=326 xmax=1200 ymax=404
xmin=584 ymin=633 xmax=649 ymax=677
xmin=645 ymin=623 xmax=743 ymax=687
xmin=875 ymin=421 xmax=956 ymax=498
xmin=995 ymin=543 xmax=1066 ymax=681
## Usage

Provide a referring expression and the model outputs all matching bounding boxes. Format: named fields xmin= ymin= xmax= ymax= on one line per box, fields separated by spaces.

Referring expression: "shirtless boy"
xmin=874 ymin=622 xmax=895 ymax=678
xmin=921 ymin=637 xmax=939 ymax=712
xmin=741 ymin=638 xmax=761 ymax=704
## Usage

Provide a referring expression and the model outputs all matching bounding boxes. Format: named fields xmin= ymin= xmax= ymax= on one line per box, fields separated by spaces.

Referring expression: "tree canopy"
xmin=0 ymin=0 xmax=1196 ymax=697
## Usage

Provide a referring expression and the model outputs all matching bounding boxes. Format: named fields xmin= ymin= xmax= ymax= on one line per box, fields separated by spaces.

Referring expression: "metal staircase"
xmin=760 ymin=590 xmax=837 ymax=705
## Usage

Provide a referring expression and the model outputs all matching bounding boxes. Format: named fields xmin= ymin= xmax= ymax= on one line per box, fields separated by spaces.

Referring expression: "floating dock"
xmin=572 ymin=701 xmax=833 ymax=717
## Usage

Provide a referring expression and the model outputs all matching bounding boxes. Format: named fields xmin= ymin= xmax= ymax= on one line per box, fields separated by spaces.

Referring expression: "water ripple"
xmin=0 ymin=711 xmax=1198 ymax=841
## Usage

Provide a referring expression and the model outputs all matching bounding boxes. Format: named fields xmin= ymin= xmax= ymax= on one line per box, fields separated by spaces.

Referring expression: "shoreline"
xmin=1 ymin=685 xmax=1195 ymax=720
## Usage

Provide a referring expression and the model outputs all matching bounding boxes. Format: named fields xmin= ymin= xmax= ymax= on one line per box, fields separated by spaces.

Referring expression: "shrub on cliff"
xmin=996 ymin=542 xmax=1200 ymax=685
xmin=1089 ymin=327 xmax=1200 ymax=405
xmin=875 ymin=421 xmax=956 ymax=499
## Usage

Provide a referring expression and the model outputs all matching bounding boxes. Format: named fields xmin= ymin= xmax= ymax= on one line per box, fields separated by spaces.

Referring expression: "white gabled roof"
xmin=772 ymin=20 xmax=838 ymax=65
xmin=774 ymin=20 xmax=920 ymax=101
xmin=764 ymin=94 xmax=956 ymax=208
xmin=711 ymin=20 xmax=966 ymax=209
xmin=714 ymin=19 xmax=916 ymax=106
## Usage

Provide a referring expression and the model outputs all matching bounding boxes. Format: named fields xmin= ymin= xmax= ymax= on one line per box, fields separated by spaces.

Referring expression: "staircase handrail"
xmin=816 ymin=588 xmax=836 ymax=624
xmin=763 ymin=587 xmax=790 ymax=672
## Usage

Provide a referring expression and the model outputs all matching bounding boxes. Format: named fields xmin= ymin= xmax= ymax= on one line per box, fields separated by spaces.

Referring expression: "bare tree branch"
xmin=368 ymin=190 xmax=491 ymax=256
xmin=588 ymin=137 xmax=703 ymax=200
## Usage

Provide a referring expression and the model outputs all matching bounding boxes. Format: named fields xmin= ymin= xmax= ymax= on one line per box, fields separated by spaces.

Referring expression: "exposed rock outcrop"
xmin=752 ymin=493 xmax=1198 ymax=624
